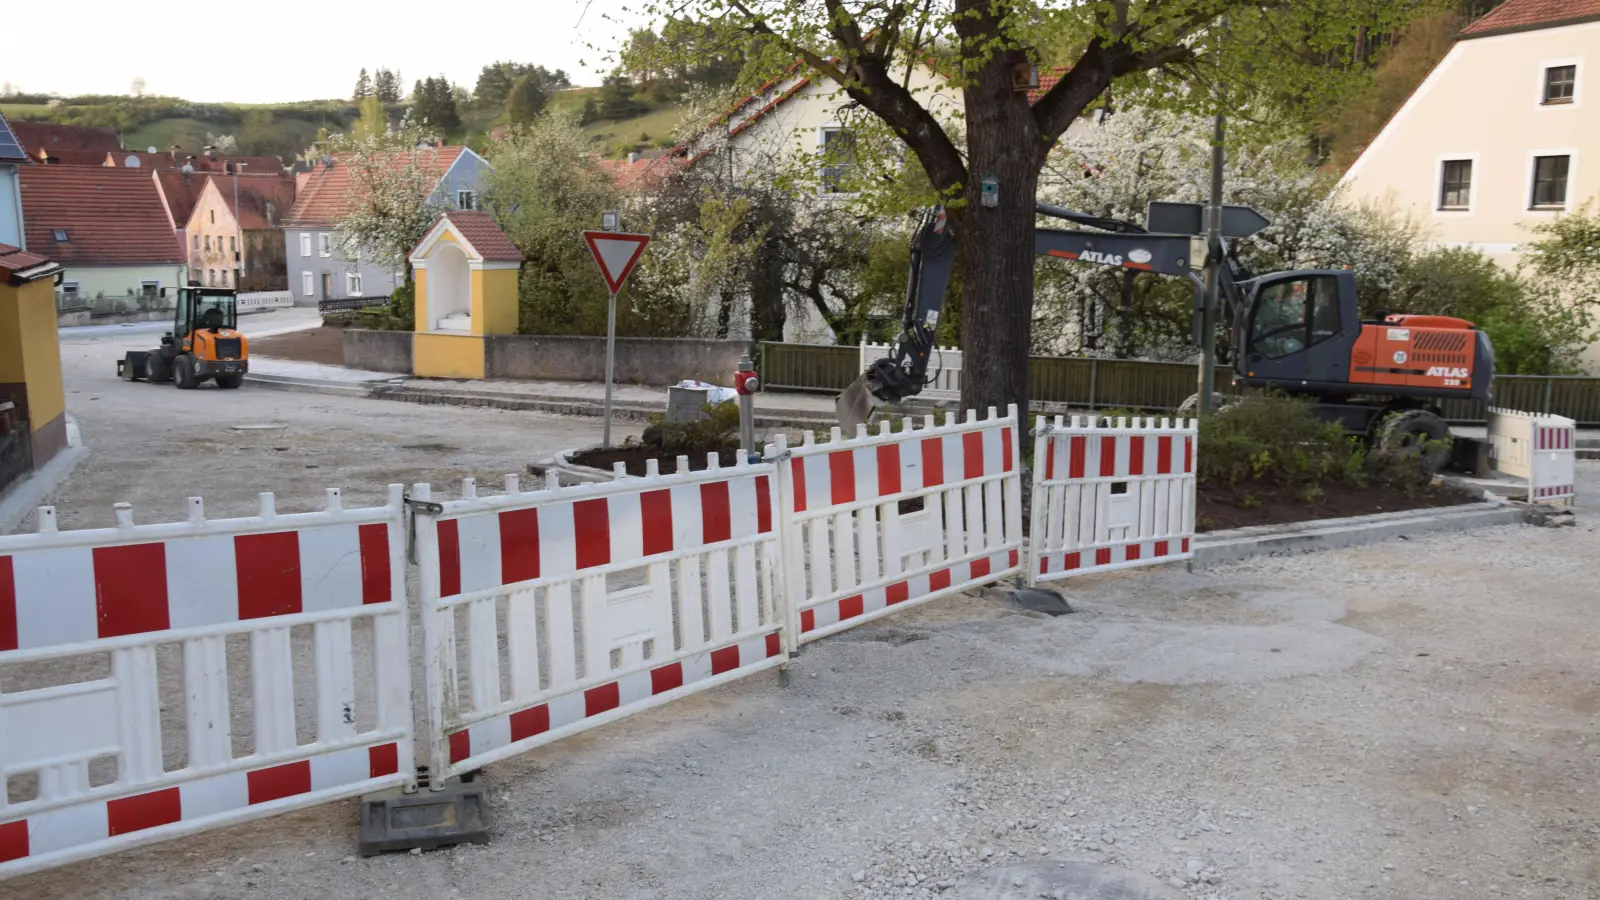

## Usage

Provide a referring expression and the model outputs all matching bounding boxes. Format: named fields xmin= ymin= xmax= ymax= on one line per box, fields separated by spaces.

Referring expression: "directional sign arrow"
xmin=583 ymin=231 xmax=651 ymax=293
xmin=1145 ymin=202 xmax=1271 ymax=239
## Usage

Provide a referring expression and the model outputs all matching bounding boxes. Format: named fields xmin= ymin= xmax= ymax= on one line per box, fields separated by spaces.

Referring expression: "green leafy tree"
xmin=475 ymin=62 xmax=520 ymax=109
xmin=353 ymin=68 xmax=373 ymax=103
xmin=634 ymin=0 xmax=1443 ymax=414
xmin=580 ymin=97 xmax=601 ymax=126
xmin=482 ymin=114 xmax=623 ymax=335
xmin=1523 ymin=202 xmax=1600 ymax=314
xmin=351 ymin=94 xmax=388 ymax=139
xmin=411 ymin=76 xmax=461 ymax=131
xmin=505 ymin=74 xmax=548 ymax=123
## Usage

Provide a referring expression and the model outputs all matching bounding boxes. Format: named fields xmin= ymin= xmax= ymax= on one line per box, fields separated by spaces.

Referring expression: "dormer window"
xmin=51 ymin=228 xmax=68 ymax=242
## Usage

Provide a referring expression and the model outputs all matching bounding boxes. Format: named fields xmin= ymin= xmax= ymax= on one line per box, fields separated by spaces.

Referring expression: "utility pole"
xmin=1197 ymin=19 xmax=1227 ymax=416
xmin=233 ymin=163 xmax=247 ymax=289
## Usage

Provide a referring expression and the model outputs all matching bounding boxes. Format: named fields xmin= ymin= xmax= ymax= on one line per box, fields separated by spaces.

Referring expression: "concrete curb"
xmin=1191 ymin=501 xmax=1530 ymax=567
xmin=244 ymin=372 xmax=838 ymax=431
xmin=0 ymin=426 xmax=89 ymax=534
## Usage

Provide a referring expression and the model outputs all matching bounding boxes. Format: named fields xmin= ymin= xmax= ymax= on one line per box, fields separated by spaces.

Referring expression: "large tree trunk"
xmin=953 ymin=52 xmax=1040 ymax=421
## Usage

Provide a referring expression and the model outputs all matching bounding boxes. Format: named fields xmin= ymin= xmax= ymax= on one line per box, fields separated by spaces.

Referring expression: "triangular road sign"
xmin=583 ymin=231 xmax=650 ymax=293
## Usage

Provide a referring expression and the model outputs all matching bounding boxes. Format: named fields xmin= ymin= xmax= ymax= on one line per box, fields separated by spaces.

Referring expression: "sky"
xmin=1 ymin=0 xmax=643 ymax=103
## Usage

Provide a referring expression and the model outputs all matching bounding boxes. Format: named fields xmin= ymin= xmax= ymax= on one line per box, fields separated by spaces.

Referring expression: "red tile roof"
xmin=1462 ymin=0 xmax=1600 ymax=35
xmin=596 ymin=154 xmax=683 ymax=192
xmin=216 ymin=173 xmax=298 ymax=229
xmin=9 ymin=121 xmax=120 ymax=156
xmin=185 ymin=154 xmax=285 ymax=175
xmin=437 ymin=211 xmax=521 ymax=262
xmin=0 ymin=243 xmax=62 ymax=283
xmin=1028 ymin=66 xmax=1071 ymax=104
xmin=110 ymin=151 xmax=180 ymax=170
xmin=38 ymin=148 xmax=115 ymax=166
xmin=19 ymin=166 xmax=186 ymax=266
xmin=153 ymin=169 xmax=209 ymax=232
xmin=285 ymin=146 xmax=466 ymax=228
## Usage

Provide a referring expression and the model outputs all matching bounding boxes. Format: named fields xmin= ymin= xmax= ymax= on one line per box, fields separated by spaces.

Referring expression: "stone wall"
xmin=485 ymin=335 xmax=747 ymax=386
xmin=342 ymin=329 xmax=413 ymax=374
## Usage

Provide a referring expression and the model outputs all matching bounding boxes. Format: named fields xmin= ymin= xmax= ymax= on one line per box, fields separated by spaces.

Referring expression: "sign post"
xmin=583 ymin=226 xmax=650 ymax=447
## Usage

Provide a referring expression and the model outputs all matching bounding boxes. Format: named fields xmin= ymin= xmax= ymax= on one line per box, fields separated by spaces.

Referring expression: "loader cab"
xmin=171 ymin=286 xmax=238 ymax=345
xmin=1233 ymin=269 xmax=1360 ymax=391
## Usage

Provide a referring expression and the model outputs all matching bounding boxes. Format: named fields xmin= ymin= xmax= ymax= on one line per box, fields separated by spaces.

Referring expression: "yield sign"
xmin=583 ymin=231 xmax=650 ymax=293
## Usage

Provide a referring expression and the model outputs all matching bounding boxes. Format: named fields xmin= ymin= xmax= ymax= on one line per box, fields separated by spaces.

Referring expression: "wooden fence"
xmin=757 ymin=341 xmax=1600 ymax=427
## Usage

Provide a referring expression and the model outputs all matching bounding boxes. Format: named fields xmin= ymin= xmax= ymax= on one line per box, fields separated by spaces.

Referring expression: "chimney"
xmin=628 ymin=151 xmax=641 ymax=164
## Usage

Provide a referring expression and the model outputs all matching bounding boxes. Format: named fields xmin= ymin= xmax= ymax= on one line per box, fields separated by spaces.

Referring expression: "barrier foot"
xmin=988 ymin=586 xmax=1073 ymax=617
xmin=358 ymin=781 xmax=491 ymax=856
xmin=778 ymin=663 xmax=792 ymax=688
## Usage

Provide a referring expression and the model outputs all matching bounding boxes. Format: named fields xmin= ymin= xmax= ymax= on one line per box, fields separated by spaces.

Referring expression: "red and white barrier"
xmin=0 ymin=488 xmax=412 ymax=879
xmin=1488 ymin=408 xmax=1577 ymax=505
xmin=413 ymin=460 xmax=787 ymax=783
xmin=1029 ymin=416 xmax=1196 ymax=582
xmin=772 ymin=406 xmax=1024 ymax=645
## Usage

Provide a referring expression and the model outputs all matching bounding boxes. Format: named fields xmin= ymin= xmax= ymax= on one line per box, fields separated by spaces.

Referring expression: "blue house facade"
xmin=282 ymin=146 xmax=492 ymax=306
xmin=0 ymin=113 xmax=27 ymax=248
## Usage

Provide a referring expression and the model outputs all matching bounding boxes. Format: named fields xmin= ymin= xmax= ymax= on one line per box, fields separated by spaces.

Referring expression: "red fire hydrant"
xmin=735 ymin=355 xmax=758 ymax=454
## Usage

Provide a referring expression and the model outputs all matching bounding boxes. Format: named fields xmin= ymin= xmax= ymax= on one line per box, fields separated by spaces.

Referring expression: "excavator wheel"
xmin=146 ymin=351 xmax=173 ymax=384
xmin=216 ymin=373 xmax=243 ymax=390
xmin=1376 ymin=409 xmax=1452 ymax=474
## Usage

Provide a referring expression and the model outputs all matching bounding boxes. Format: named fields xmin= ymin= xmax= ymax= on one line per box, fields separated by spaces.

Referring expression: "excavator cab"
xmin=117 ymin=286 xmax=250 ymax=390
xmin=1233 ymin=269 xmax=1361 ymax=391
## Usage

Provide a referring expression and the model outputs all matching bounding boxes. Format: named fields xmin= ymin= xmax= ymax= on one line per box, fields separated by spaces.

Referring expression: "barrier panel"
xmin=773 ymin=406 xmax=1024 ymax=645
xmin=236 ymin=291 xmax=293 ymax=313
xmin=413 ymin=461 xmax=787 ymax=783
xmin=1029 ymin=416 xmax=1196 ymax=582
xmin=860 ymin=341 xmax=963 ymax=402
xmin=1488 ymin=408 xmax=1577 ymax=505
xmin=0 ymin=487 xmax=412 ymax=879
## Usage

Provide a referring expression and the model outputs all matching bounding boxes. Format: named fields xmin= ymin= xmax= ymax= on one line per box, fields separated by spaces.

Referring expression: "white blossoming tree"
xmin=326 ymin=116 xmax=449 ymax=281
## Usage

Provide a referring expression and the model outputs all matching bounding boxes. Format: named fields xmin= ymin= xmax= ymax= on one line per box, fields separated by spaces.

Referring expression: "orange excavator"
xmin=117 ymin=286 xmax=249 ymax=390
xmin=840 ymin=203 xmax=1492 ymax=468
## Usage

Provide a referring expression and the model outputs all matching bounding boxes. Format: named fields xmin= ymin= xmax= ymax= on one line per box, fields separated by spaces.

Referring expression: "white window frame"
xmin=1536 ymin=58 xmax=1582 ymax=109
xmin=817 ymin=123 xmax=857 ymax=197
xmin=455 ymin=189 xmax=477 ymax=211
xmin=1434 ymin=154 xmax=1477 ymax=214
xmin=346 ymin=271 xmax=363 ymax=296
xmin=302 ymin=271 xmax=315 ymax=297
xmin=61 ymin=280 xmax=80 ymax=297
xmin=318 ymin=233 xmax=332 ymax=258
xmin=299 ymin=233 xmax=312 ymax=257
xmin=1526 ymin=148 xmax=1578 ymax=212
xmin=139 ymin=279 xmax=161 ymax=297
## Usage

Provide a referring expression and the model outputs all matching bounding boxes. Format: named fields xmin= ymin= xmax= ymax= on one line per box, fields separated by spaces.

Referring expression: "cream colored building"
xmin=1340 ymin=0 xmax=1600 ymax=267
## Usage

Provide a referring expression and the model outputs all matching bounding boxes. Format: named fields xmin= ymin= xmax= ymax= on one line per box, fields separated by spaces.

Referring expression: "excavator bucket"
xmin=835 ymin=374 xmax=880 ymax=434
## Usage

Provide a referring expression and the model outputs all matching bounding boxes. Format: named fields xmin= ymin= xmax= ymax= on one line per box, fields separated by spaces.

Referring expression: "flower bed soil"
xmin=1196 ymin=480 xmax=1480 ymax=532
xmin=248 ymin=326 xmax=347 ymax=366
xmin=569 ymin=444 xmax=740 ymax=476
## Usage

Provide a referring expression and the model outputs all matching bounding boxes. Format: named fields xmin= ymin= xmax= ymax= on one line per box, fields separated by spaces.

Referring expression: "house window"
xmin=1439 ymin=160 xmax=1473 ymax=210
xmin=299 ymin=233 xmax=312 ymax=257
xmin=302 ymin=271 xmax=315 ymax=296
xmin=221 ymin=270 xmax=230 ymax=287
xmin=347 ymin=272 xmax=363 ymax=295
xmin=210 ymin=209 xmax=215 ymax=224
xmin=318 ymin=233 xmax=331 ymax=257
xmin=51 ymin=228 xmax=68 ymax=242
xmin=193 ymin=234 xmax=200 ymax=250
xmin=1544 ymin=65 xmax=1576 ymax=105
xmin=139 ymin=280 xmax=160 ymax=298
xmin=819 ymin=127 xmax=856 ymax=195
xmin=207 ymin=269 xmax=216 ymax=286
xmin=456 ymin=190 xmax=477 ymax=211
xmin=1531 ymin=155 xmax=1570 ymax=208
xmin=204 ymin=235 xmax=211 ymax=251
xmin=230 ymin=236 xmax=237 ymax=252
xmin=61 ymin=281 xmax=79 ymax=298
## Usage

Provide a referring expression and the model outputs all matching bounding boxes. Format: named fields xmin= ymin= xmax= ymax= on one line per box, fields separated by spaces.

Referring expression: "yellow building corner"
xmin=407 ymin=211 xmax=521 ymax=379
xmin=0 ymin=244 xmax=68 ymax=481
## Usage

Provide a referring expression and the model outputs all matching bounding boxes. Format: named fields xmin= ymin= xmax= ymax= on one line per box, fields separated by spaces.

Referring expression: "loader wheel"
xmin=146 ymin=352 xmax=173 ymax=384
xmin=174 ymin=355 xmax=199 ymax=390
xmin=216 ymin=372 xmax=243 ymax=390
xmin=1377 ymin=409 xmax=1452 ymax=474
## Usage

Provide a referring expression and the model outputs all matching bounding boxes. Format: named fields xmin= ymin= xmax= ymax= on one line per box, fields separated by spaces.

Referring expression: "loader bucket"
xmin=835 ymin=373 xmax=880 ymax=434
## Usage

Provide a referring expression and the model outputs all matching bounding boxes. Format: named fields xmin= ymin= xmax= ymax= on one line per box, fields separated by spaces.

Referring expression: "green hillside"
xmin=1 ymin=89 xmax=689 ymax=162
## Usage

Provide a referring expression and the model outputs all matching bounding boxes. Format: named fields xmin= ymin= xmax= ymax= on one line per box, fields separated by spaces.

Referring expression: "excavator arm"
xmin=837 ymin=204 xmax=1204 ymax=430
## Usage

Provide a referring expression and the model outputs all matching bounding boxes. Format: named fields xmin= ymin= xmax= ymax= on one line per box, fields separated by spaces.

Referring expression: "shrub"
xmin=637 ymin=401 xmax=741 ymax=461
xmin=1197 ymin=395 xmax=1360 ymax=490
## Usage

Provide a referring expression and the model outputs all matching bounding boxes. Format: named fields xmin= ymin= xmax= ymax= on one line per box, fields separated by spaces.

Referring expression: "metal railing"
xmin=318 ymin=295 xmax=392 ymax=313
xmin=758 ymin=342 xmax=1600 ymax=426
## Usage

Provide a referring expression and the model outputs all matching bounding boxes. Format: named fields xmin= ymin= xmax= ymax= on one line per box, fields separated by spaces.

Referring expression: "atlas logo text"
xmin=1426 ymin=366 xmax=1469 ymax=379
xmin=1080 ymin=251 xmax=1124 ymax=265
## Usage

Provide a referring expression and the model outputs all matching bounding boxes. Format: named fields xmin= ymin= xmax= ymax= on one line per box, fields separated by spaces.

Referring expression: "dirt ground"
xmin=9 ymin=327 xmax=1599 ymax=900
xmin=1196 ymin=480 xmax=1479 ymax=531
xmin=247 ymin=326 xmax=348 ymax=368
